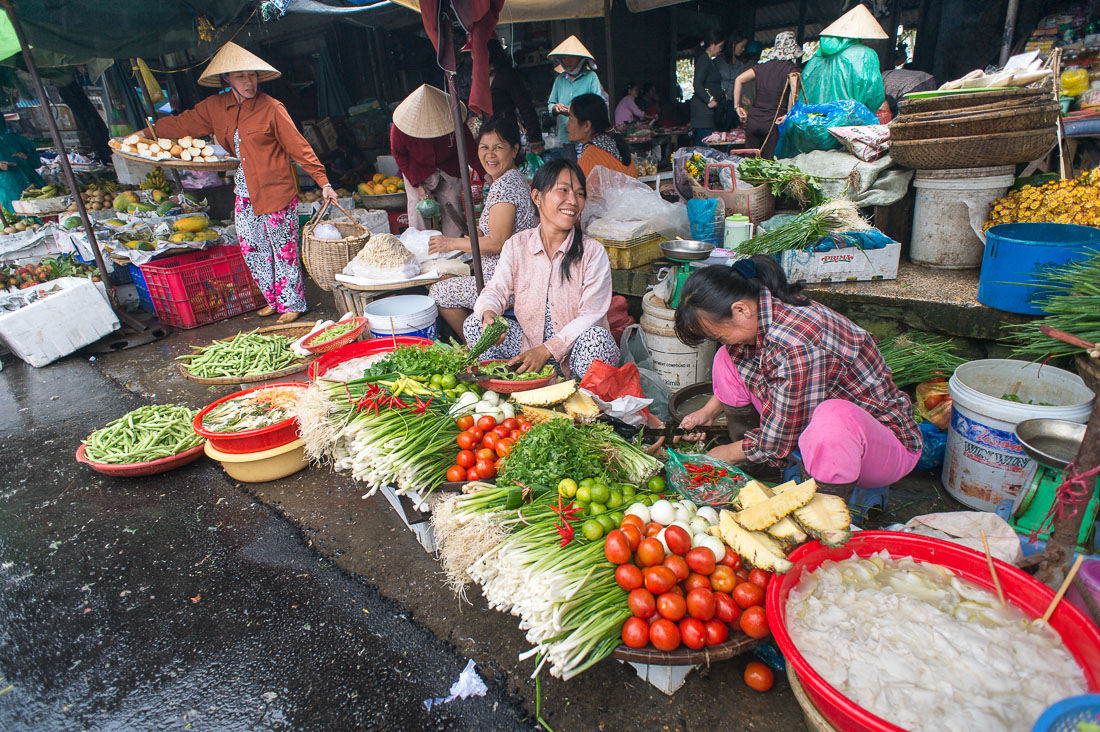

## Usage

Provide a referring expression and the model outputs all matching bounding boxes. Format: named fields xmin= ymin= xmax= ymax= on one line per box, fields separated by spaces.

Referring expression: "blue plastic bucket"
xmin=978 ymin=223 xmax=1100 ymax=315
xmin=363 ymin=294 xmax=438 ymax=341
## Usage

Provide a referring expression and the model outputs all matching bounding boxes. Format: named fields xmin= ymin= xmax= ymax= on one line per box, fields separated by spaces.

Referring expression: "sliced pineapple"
xmin=715 ymin=511 xmax=793 ymax=573
xmin=510 ymin=379 xmax=576 ymax=407
xmin=793 ymin=493 xmax=852 ymax=547
xmin=520 ymin=406 xmax=568 ymax=424
xmin=734 ymin=478 xmax=817 ymax=532
xmin=562 ymin=390 xmax=599 ymax=421
xmin=736 ymin=480 xmax=807 ymax=544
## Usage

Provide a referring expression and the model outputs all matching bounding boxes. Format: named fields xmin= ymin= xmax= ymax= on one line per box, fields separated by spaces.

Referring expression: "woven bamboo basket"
xmin=890 ymin=102 xmax=1062 ymax=142
xmin=689 ymin=161 xmax=774 ymax=224
xmin=301 ymin=200 xmax=371 ymax=292
xmin=890 ymin=127 xmax=1058 ymax=170
xmin=898 ymin=86 xmax=1049 ymax=115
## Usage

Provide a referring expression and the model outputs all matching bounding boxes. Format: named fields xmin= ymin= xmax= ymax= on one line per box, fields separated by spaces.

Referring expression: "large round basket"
xmin=177 ymin=323 xmax=317 ymax=385
xmin=890 ymin=102 xmax=1062 ymax=142
xmin=301 ymin=200 xmax=372 ymax=292
xmin=898 ymin=86 xmax=1049 ymax=115
xmin=889 ymin=127 xmax=1058 ymax=170
xmin=112 ymin=146 xmax=239 ymax=171
xmin=610 ymin=632 xmax=764 ymax=665
xmin=787 ymin=666 xmax=840 ymax=732
xmin=76 ymin=441 xmax=206 ymax=477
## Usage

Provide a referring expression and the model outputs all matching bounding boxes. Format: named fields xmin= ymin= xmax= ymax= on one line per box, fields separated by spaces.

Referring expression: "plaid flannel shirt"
xmin=731 ymin=289 xmax=922 ymax=465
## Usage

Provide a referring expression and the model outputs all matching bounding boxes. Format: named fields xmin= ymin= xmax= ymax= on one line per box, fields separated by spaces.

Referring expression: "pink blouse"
xmin=473 ymin=225 xmax=612 ymax=373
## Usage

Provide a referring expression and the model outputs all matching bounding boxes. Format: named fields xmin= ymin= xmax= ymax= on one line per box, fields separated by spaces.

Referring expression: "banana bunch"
xmin=82 ymin=180 xmax=118 ymax=195
xmin=20 ymin=183 xmax=67 ymax=200
xmin=139 ymin=167 xmax=172 ymax=195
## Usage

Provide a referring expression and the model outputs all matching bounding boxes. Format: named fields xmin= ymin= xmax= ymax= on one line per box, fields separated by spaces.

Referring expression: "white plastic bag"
xmin=312 ymin=223 xmax=343 ymax=240
xmin=581 ymin=167 xmax=690 ymax=241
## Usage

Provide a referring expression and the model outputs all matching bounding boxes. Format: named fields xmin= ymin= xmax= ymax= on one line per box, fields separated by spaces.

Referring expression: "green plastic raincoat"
xmin=802 ymin=37 xmax=885 ymax=112
xmin=0 ymin=130 xmax=43 ymax=209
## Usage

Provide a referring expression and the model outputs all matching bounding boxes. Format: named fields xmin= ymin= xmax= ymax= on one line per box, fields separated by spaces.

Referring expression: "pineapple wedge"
xmin=714 ymin=511 xmax=792 ymax=573
xmin=510 ymin=379 xmax=576 ymax=407
xmin=520 ymin=406 xmax=568 ymax=424
xmin=734 ymin=478 xmax=817 ymax=531
xmin=562 ymin=390 xmax=599 ymax=421
xmin=793 ymin=493 xmax=852 ymax=547
xmin=737 ymin=480 xmax=807 ymax=545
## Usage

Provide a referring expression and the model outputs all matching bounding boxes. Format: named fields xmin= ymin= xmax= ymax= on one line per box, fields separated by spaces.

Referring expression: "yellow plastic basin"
xmin=204 ymin=438 xmax=308 ymax=483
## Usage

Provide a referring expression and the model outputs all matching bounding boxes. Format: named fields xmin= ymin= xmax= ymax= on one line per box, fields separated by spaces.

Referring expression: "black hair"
xmin=673 ymin=256 xmax=811 ymax=347
xmin=477 ymin=114 xmax=524 ymax=167
xmin=487 ymin=38 xmax=512 ymax=69
xmin=569 ymin=93 xmax=631 ymax=165
xmin=530 ymin=158 xmax=587 ymax=283
xmin=699 ymin=29 xmax=725 ymax=56
xmin=725 ymin=31 xmax=748 ymax=61
xmin=623 ymin=81 xmax=639 ymax=96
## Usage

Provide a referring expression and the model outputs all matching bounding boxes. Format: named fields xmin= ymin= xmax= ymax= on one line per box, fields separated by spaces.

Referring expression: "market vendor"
xmin=613 ymin=82 xmax=647 ymax=126
xmin=145 ymin=42 xmax=334 ymax=324
xmin=390 ymin=84 xmax=483 ymax=238
xmin=690 ymin=30 xmax=726 ymax=145
xmin=463 ymin=158 xmax=619 ymax=379
xmin=0 ymin=123 xmax=43 ymax=210
xmin=734 ymin=31 xmax=803 ymax=159
xmin=801 ymin=4 xmax=887 ymax=113
xmin=428 ymin=114 xmax=538 ymax=339
xmin=568 ymin=94 xmax=637 ymax=179
xmin=547 ymin=36 xmax=606 ymax=159
xmin=674 ymin=258 xmax=922 ymax=500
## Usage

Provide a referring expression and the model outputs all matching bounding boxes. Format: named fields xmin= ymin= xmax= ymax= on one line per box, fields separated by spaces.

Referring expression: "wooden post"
xmin=604 ymin=0 xmax=616 ymax=111
xmin=445 ymin=74 xmax=484 ymax=293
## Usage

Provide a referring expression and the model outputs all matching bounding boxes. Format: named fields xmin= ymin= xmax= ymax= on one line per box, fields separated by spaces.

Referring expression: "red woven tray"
xmin=302 ymin=317 xmax=368 ymax=355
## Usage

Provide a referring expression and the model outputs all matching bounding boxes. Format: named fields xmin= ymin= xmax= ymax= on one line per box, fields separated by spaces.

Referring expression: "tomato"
xmin=748 ymin=568 xmax=773 ymax=590
xmin=628 ymin=588 xmax=656 ymax=618
xmin=519 ymin=422 xmax=534 ymax=432
xmin=656 ymin=592 xmax=687 ymax=621
xmin=649 ymin=618 xmax=681 ymax=651
xmin=743 ymin=660 xmax=774 ymax=691
xmin=713 ymin=591 xmax=740 ymax=624
xmin=709 ymin=564 xmax=737 ymax=593
xmin=635 ymin=538 xmax=665 ymax=568
xmin=644 ymin=565 xmax=676 ymax=595
xmin=739 ymin=606 xmax=769 ymax=639
xmin=604 ymin=530 xmax=632 ymax=565
xmin=476 ymin=415 xmax=497 ymax=431
xmin=719 ymin=546 xmax=742 ymax=571
xmin=473 ymin=448 xmax=494 ymax=462
xmin=678 ymin=617 xmax=707 ymax=650
xmin=615 ymin=563 xmax=644 ymax=592
xmin=733 ymin=581 xmax=765 ymax=609
xmin=466 ymin=467 xmax=480 ymax=481
xmin=620 ymin=617 xmax=650 ymax=649
xmin=482 ymin=432 xmax=499 ymax=451
xmin=683 ymin=572 xmax=712 ymax=593
xmin=644 ymin=522 xmax=664 ymax=538
xmin=456 ymin=415 xmax=474 ymax=431
xmin=705 ymin=619 xmax=729 ymax=646
xmin=446 ymin=465 xmax=466 ymax=482
xmin=664 ymin=525 xmax=692 ymax=556
xmin=735 ymin=568 xmax=751 ymax=583
xmin=927 ymin=375 xmax=947 ymax=383
xmin=666 ymin=584 xmax=684 ymax=597
xmin=620 ymin=524 xmax=642 ymax=551
xmin=509 ymin=430 xmax=523 ymax=441
xmin=456 ymin=432 xmax=477 ymax=451
xmin=475 ymin=460 xmax=497 ymax=479
xmin=466 ymin=427 xmax=484 ymax=443
xmin=662 ymin=554 xmax=690 ymax=583
xmin=686 ymin=588 xmax=716 ymax=621
xmin=495 ymin=438 xmax=514 ymax=458
xmin=620 ymin=514 xmax=645 ymax=531
xmin=501 ymin=417 xmax=520 ymax=432
xmin=492 ymin=425 xmax=510 ymax=439
xmin=686 ymin=547 xmax=717 ymax=576
xmin=455 ymin=450 xmax=476 ymax=469
xmin=924 ymin=393 xmax=946 ymax=410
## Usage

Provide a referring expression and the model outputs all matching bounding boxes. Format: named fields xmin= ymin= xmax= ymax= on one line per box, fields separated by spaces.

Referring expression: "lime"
xmin=588 ymin=502 xmax=607 ymax=516
xmin=621 ymin=484 xmax=636 ymax=501
xmin=558 ymin=478 xmax=579 ymax=498
xmin=606 ymin=489 xmax=623 ymax=509
xmin=440 ymin=374 xmax=458 ymax=389
xmin=454 ymin=382 xmax=468 ymax=393
xmin=579 ymin=477 xmax=595 ymax=488
xmin=573 ymin=499 xmax=590 ymax=512
xmin=609 ymin=511 xmax=624 ymax=527
xmin=582 ymin=519 xmax=604 ymax=542
xmin=647 ymin=475 xmax=667 ymax=493
xmin=443 ymin=389 xmax=456 ymax=399
xmin=576 ymin=485 xmax=592 ymax=503
xmin=596 ymin=514 xmax=616 ymax=533
xmin=430 ymin=374 xmax=443 ymax=387
xmin=589 ymin=483 xmax=610 ymax=505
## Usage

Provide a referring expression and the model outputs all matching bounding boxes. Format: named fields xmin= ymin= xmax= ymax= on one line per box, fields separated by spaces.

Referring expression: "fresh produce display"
xmin=444 ymin=407 xmax=531 ymax=483
xmin=110 ymin=135 xmax=230 ymax=164
xmin=986 ymin=169 xmax=1100 ymax=228
xmin=358 ymin=173 xmax=406 ymax=196
xmin=878 ymin=331 xmax=966 ymax=387
xmin=1 ymin=209 xmax=44 ymax=236
xmin=65 ymin=181 xmax=120 ymax=213
xmin=1 ymin=256 xmax=100 ymax=289
xmin=139 ymin=167 xmax=173 ymax=196
xmin=786 ymin=551 xmax=1086 ymax=731
xmin=304 ymin=320 xmax=361 ymax=346
xmin=554 ymin=476 xmax=644 ymax=540
xmin=474 ymin=361 xmax=555 ymax=381
xmin=737 ymin=200 xmax=870 ymax=255
xmin=1010 ymin=252 xmax=1100 ymax=359
xmin=299 ymin=187 xmax=353 ymax=204
xmin=83 ymin=405 xmax=202 ymax=464
xmin=20 ymin=182 xmax=68 ymax=200
xmin=177 ymin=331 xmax=299 ymax=378
xmin=200 ymin=385 xmax=301 ymax=433
xmin=736 ymin=158 xmax=824 ymax=207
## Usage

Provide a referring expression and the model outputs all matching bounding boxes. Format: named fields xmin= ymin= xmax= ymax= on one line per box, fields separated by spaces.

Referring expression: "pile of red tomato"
xmin=604 ymin=515 xmax=774 ymax=690
xmin=445 ymin=414 xmax=533 ymax=483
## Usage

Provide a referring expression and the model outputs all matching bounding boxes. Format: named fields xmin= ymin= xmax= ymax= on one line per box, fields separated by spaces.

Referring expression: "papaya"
xmin=169 ymin=232 xmax=194 ymax=243
xmin=62 ymin=216 xmax=81 ymax=230
xmin=173 ymin=215 xmax=209 ymax=233
xmin=151 ymin=189 xmax=169 ymax=203
xmin=155 ymin=201 xmax=174 ymax=217
xmin=105 ymin=218 xmax=125 ymax=226
xmin=135 ymin=241 xmax=155 ymax=251
xmin=113 ymin=191 xmax=136 ymax=212
xmin=192 ymin=229 xmax=219 ymax=242
xmin=133 ymin=203 xmax=156 ymax=213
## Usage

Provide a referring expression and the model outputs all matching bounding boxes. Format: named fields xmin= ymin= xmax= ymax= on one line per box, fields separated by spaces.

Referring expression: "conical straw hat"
xmin=392 ymin=85 xmax=466 ymax=139
xmin=819 ymin=4 xmax=888 ymax=39
xmin=198 ymin=42 xmax=281 ymax=87
xmin=548 ymin=35 xmax=595 ymax=62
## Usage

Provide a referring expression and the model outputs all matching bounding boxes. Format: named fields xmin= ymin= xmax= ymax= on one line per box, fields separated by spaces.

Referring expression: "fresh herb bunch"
xmin=736 ymin=200 xmax=869 ymax=255
xmin=737 ymin=158 xmax=824 ymax=207
xmin=361 ymin=343 xmax=471 ymax=379
xmin=478 ymin=361 xmax=555 ymax=381
xmin=1009 ymin=252 xmax=1100 ymax=359
xmin=498 ymin=418 xmax=611 ymax=489
xmin=878 ymin=331 xmax=967 ymax=387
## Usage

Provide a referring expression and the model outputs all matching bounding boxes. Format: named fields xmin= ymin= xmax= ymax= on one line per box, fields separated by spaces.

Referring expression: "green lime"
xmin=596 ymin=514 xmax=616 ymax=533
xmin=440 ymin=374 xmax=457 ymax=389
xmin=621 ymin=484 xmax=636 ymax=501
xmin=588 ymin=502 xmax=607 ymax=516
xmin=576 ymin=485 xmax=592 ymax=503
xmin=609 ymin=511 xmax=624 ymax=527
xmin=606 ymin=489 xmax=623 ymax=509
xmin=579 ymin=477 xmax=595 ymax=488
xmin=573 ymin=499 xmax=589 ymax=512
xmin=582 ymin=519 xmax=604 ymax=541
xmin=647 ymin=475 xmax=667 ymax=493
xmin=558 ymin=478 xmax=579 ymax=498
xmin=589 ymin=483 xmax=610 ymax=505
xmin=430 ymin=374 xmax=443 ymax=387
xmin=454 ymin=382 xmax=468 ymax=393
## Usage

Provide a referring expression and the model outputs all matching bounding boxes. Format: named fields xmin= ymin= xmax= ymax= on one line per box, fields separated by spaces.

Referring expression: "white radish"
xmin=674 ymin=505 xmax=693 ymax=524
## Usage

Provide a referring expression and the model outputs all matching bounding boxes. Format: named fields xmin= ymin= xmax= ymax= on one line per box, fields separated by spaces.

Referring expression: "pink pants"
xmin=713 ymin=349 xmax=921 ymax=487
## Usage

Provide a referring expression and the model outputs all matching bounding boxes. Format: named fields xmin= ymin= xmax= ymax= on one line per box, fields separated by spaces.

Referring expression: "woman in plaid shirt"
xmin=674 ymin=256 xmax=922 ymax=500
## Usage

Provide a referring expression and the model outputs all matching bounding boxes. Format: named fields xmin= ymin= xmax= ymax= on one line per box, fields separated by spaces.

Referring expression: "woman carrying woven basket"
xmin=734 ymin=32 xmax=803 ymax=159
xmin=147 ymin=42 xmax=334 ymax=324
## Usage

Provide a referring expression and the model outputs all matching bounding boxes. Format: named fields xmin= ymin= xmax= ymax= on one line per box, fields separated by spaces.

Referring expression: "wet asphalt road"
xmin=0 ymin=358 xmax=534 ymax=731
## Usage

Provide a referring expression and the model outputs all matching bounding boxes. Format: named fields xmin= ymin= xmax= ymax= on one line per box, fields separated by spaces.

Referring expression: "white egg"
xmin=695 ymin=506 xmax=720 ymax=526
xmin=624 ymin=503 xmax=650 ymax=524
xmin=650 ymin=499 xmax=676 ymax=526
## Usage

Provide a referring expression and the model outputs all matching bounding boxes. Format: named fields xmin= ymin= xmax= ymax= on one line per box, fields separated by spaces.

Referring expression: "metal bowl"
xmin=660 ymin=239 xmax=714 ymax=261
xmin=1014 ymin=418 xmax=1086 ymax=470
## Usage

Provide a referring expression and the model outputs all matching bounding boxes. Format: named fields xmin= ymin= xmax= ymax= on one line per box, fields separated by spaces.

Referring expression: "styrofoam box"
xmin=0 ymin=277 xmax=119 ymax=367
xmin=774 ymin=241 xmax=901 ymax=284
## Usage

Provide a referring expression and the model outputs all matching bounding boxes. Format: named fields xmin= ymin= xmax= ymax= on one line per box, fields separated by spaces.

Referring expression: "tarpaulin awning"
xmin=392 ymin=0 xmax=607 ymax=22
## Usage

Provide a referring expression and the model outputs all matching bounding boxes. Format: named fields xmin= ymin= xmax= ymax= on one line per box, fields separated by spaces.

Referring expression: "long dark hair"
xmin=674 ymin=256 xmax=811 ymax=347
xmin=725 ymin=31 xmax=748 ymax=62
xmin=699 ymin=29 xmax=725 ymax=57
xmin=531 ymin=158 xmax=587 ymax=283
xmin=487 ymin=38 xmax=512 ymax=69
xmin=570 ymin=93 xmax=630 ymax=165
xmin=477 ymin=114 xmax=524 ymax=167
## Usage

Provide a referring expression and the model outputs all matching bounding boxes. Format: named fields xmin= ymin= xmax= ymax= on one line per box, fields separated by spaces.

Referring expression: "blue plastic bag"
xmin=687 ymin=198 xmax=721 ymax=245
xmin=812 ymin=229 xmax=894 ymax=252
xmin=774 ymin=100 xmax=879 ymax=158
xmin=914 ymin=420 xmax=947 ymax=471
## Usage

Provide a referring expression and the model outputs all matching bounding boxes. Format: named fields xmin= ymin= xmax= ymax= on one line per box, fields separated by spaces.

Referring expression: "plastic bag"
xmin=312 ymin=223 xmax=343 ymax=240
xmin=619 ymin=324 xmax=671 ymax=423
xmin=915 ymin=379 xmax=952 ymax=431
xmin=522 ymin=152 xmax=544 ymax=180
xmin=579 ymin=360 xmax=651 ymax=425
xmin=687 ymin=198 xmax=721 ymax=244
xmin=665 ymin=449 xmax=750 ymax=508
xmin=581 ymin=166 xmax=689 ymax=241
xmin=914 ymin=420 xmax=947 ymax=471
xmin=671 ymin=146 xmax=744 ymax=201
xmin=827 ymin=124 xmax=891 ymax=162
xmin=802 ymin=38 xmax=885 ymax=111
xmin=775 ymin=100 xmax=879 ymax=159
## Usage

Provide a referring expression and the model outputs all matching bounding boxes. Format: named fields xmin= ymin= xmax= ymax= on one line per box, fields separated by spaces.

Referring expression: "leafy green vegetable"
xmin=478 ymin=361 xmax=555 ymax=381
xmin=1074 ymin=722 xmax=1100 ymax=732
xmin=878 ymin=331 xmax=966 ymax=387
xmin=737 ymin=158 xmax=824 ymax=207
xmin=469 ymin=316 xmax=510 ymax=361
xmin=360 ymin=342 xmax=470 ymax=379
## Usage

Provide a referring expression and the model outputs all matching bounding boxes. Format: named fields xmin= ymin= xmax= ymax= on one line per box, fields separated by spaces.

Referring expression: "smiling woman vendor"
xmin=674 ymin=257 xmax=922 ymax=500
xmin=463 ymin=158 xmax=619 ymax=379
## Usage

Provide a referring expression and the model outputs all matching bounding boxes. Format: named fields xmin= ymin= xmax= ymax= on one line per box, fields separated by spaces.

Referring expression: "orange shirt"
xmin=151 ymin=92 xmax=329 ymax=215
xmin=578 ymin=144 xmax=637 ymax=180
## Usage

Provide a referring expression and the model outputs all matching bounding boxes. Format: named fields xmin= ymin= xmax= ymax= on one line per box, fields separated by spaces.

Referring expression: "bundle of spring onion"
xmin=737 ymin=200 xmax=870 ymax=255
xmin=878 ymin=331 xmax=967 ymax=387
xmin=1010 ymin=252 xmax=1100 ymax=359
xmin=83 ymin=404 xmax=202 ymax=464
xmin=736 ymin=158 xmax=824 ymax=207
xmin=177 ymin=331 xmax=298 ymax=378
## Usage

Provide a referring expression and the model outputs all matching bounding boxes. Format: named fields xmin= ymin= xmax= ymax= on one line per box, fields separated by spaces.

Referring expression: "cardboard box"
xmin=0 ymin=277 xmax=119 ymax=367
xmin=301 ymin=123 xmax=329 ymax=155
xmin=317 ymin=118 xmax=338 ymax=150
xmin=774 ymin=241 xmax=901 ymax=284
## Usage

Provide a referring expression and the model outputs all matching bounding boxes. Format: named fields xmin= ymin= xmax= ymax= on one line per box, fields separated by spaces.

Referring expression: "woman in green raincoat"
xmin=0 ymin=124 xmax=43 ymax=210
xmin=801 ymin=4 xmax=887 ymax=113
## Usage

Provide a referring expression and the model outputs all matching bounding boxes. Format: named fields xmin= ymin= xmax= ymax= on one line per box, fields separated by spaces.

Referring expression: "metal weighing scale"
xmin=660 ymin=240 xmax=715 ymax=308
xmin=1012 ymin=418 xmax=1098 ymax=550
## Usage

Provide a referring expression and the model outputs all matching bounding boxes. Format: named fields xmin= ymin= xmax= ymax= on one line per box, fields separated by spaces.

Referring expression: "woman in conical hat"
xmin=546 ymin=36 xmax=606 ymax=159
xmin=801 ymin=4 xmax=888 ymax=113
xmin=147 ymin=42 xmax=334 ymax=323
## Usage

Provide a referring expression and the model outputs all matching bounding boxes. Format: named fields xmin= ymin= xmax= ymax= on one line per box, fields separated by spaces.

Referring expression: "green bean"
xmin=83 ymin=405 xmax=203 ymax=464
xmin=175 ymin=330 xmax=297 ymax=378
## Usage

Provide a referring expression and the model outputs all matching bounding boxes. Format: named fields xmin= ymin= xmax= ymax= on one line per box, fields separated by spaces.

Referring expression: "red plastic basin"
xmin=76 ymin=441 xmax=206 ymax=477
xmin=193 ymin=382 xmax=308 ymax=454
xmin=307 ymin=336 xmax=433 ymax=380
xmin=766 ymin=531 xmax=1100 ymax=732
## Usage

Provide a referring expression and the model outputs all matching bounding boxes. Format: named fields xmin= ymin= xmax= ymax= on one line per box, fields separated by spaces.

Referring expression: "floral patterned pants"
xmin=234 ymin=195 xmax=307 ymax=313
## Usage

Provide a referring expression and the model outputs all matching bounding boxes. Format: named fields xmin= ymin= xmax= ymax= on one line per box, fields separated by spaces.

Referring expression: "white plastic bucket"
xmin=639 ymin=291 xmax=716 ymax=390
xmin=911 ymin=166 xmax=1015 ymax=269
xmin=363 ymin=294 xmax=438 ymax=340
xmin=942 ymin=359 xmax=1094 ymax=512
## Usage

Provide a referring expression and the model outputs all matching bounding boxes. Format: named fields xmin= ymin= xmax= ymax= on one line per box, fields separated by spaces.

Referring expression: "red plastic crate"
xmin=138 ymin=246 xmax=264 ymax=329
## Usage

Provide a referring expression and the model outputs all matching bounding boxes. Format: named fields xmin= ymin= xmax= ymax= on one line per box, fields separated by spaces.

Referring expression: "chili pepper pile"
xmin=665 ymin=449 xmax=749 ymax=507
